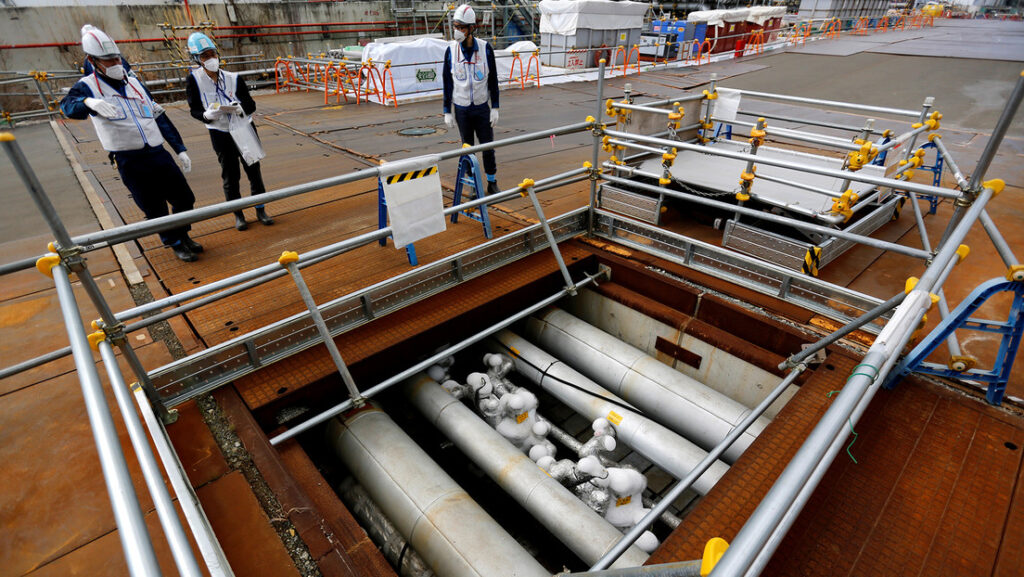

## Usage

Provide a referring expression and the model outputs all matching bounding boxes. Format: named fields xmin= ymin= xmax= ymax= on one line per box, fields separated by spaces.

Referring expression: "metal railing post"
xmin=278 ymin=252 xmax=365 ymax=405
xmin=518 ymin=179 xmax=578 ymax=294
xmin=589 ymin=58 xmax=607 ymax=235
xmin=46 ymin=258 xmax=163 ymax=577
xmin=96 ymin=340 xmax=204 ymax=577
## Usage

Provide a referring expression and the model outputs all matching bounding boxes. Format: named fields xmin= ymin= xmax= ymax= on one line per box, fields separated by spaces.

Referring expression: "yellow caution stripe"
xmin=385 ymin=165 xmax=438 ymax=185
xmin=802 ymin=246 xmax=822 ymax=277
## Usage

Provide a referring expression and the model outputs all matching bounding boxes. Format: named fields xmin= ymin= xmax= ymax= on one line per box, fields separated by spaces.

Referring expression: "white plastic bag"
xmin=229 ymin=114 xmax=266 ymax=166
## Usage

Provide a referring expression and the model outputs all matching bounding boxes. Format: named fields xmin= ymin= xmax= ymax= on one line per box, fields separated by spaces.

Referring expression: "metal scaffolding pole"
xmin=49 ymin=261 xmax=163 ymax=577
xmin=96 ymin=340 xmax=204 ymax=577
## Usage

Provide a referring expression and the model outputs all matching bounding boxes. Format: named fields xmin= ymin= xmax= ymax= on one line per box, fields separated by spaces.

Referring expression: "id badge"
xmin=138 ymin=102 xmax=154 ymax=118
xmin=474 ymin=69 xmax=485 ymax=81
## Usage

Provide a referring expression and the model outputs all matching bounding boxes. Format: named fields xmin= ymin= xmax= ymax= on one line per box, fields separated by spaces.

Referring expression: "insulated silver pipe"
xmin=490 ymin=330 xmax=730 ymax=493
xmin=51 ymin=263 xmax=162 ymax=577
xmin=270 ymin=272 xmax=602 ymax=446
xmin=602 ymin=129 xmax=961 ymax=200
xmin=404 ymin=373 xmax=651 ymax=568
xmin=327 ymin=406 xmax=549 ymax=577
xmin=589 ymin=364 xmax=808 ymax=571
xmin=524 ymin=308 xmax=770 ymax=463
xmin=97 ymin=341 xmax=203 ymax=577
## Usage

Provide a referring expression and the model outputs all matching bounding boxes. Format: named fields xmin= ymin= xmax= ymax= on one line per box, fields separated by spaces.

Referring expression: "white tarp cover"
xmin=712 ymin=88 xmax=741 ymax=122
xmin=746 ymin=6 xmax=787 ymax=25
xmin=687 ymin=9 xmax=750 ymax=27
xmin=361 ymin=38 xmax=537 ymax=97
xmin=379 ymin=156 xmax=445 ymax=248
xmin=539 ymin=0 xmax=649 ymax=35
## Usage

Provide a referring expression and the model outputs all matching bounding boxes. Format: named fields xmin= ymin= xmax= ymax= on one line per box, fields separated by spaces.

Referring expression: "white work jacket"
xmin=76 ymin=74 xmax=164 ymax=152
xmin=191 ymin=68 xmax=241 ymax=132
xmin=450 ymin=38 xmax=490 ymax=108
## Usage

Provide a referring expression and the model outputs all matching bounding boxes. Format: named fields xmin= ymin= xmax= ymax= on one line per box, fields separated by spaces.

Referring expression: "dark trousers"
xmin=115 ymin=145 xmax=195 ymax=246
xmin=454 ymin=103 xmax=496 ymax=176
xmin=209 ymin=127 xmax=267 ymax=209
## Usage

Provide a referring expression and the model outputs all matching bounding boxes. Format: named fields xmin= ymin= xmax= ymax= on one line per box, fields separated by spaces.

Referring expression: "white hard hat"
xmin=81 ymin=24 xmax=120 ymax=58
xmin=453 ymin=4 xmax=476 ymax=25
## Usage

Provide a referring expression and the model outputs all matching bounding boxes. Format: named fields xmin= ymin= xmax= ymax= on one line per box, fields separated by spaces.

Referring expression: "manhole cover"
xmin=399 ymin=127 xmax=438 ymax=136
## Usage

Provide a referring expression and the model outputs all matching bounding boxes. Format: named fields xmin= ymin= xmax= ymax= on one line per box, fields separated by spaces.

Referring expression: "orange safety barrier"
xmin=852 ymin=17 xmax=870 ymax=35
xmin=894 ymin=15 xmax=906 ymax=30
xmin=381 ymin=61 xmax=398 ymax=108
xmin=877 ymin=16 xmax=889 ymax=32
xmin=508 ymin=51 xmax=525 ymax=88
xmin=746 ymin=29 xmax=765 ymax=55
xmin=358 ymin=59 xmax=386 ymax=104
xmin=274 ymin=58 xmax=297 ymax=92
xmin=609 ymin=44 xmax=640 ymax=75
xmin=691 ymin=38 xmax=712 ymax=65
xmin=323 ymin=62 xmax=345 ymax=104
xmin=524 ymin=50 xmax=541 ymax=88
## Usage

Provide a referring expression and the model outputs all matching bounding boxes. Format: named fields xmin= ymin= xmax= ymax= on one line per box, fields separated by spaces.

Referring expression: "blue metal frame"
xmin=450 ymin=152 xmax=493 ymax=239
xmin=915 ymin=141 xmax=944 ymax=215
xmin=377 ymin=178 xmax=418 ymax=266
xmin=885 ymin=278 xmax=1024 ymax=405
xmin=713 ymin=122 xmax=732 ymax=140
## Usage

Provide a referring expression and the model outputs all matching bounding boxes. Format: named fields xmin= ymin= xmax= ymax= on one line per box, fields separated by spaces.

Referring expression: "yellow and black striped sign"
xmin=802 ymin=246 xmax=822 ymax=277
xmin=891 ymin=196 xmax=907 ymax=221
xmin=385 ymin=166 xmax=437 ymax=185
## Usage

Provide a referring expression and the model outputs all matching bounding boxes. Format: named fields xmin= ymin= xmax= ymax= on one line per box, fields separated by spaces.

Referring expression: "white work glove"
xmin=83 ymin=97 xmax=118 ymax=119
xmin=490 ymin=108 xmax=499 ymax=127
xmin=443 ymin=112 xmax=454 ymax=128
xmin=177 ymin=151 xmax=192 ymax=174
xmin=203 ymin=106 xmax=223 ymax=121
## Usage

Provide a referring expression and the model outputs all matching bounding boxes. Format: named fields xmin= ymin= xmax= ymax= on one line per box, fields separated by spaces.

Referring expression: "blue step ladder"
xmin=450 ymin=152 xmax=493 ymax=239
xmin=377 ymin=178 xmax=418 ymax=266
xmin=915 ymin=141 xmax=944 ymax=215
xmin=885 ymin=278 xmax=1024 ymax=405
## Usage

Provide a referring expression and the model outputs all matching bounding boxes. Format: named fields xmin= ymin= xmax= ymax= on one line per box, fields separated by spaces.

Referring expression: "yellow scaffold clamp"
xmin=948 ymin=355 xmax=977 ymax=372
xmin=601 ymin=135 xmax=613 ymax=153
xmin=35 ymin=254 xmax=60 ymax=278
xmin=924 ymin=110 xmax=942 ymax=131
xmin=983 ymin=178 xmax=1005 ymax=197
xmin=737 ymin=165 xmax=756 ymax=201
xmin=749 ymin=124 xmax=767 ymax=146
xmin=517 ymin=178 xmax=535 ymax=197
xmin=830 ymin=189 xmax=860 ymax=222
xmin=846 ymin=139 xmax=878 ymax=171
xmin=702 ymin=89 xmax=718 ymax=100
xmin=1006 ymin=264 xmax=1024 ymax=282
xmin=88 ymin=330 xmax=107 ymax=352
xmin=700 ymin=537 xmax=729 ymax=576
xmin=662 ymin=148 xmax=677 ymax=168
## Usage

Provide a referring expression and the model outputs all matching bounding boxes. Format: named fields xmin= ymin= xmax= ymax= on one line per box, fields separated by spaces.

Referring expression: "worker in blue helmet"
xmin=60 ymin=24 xmax=202 ymax=262
xmin=185 ymin=32 xmax=273 ymax=231
xmin=443 ymin=4 xmax=501 ymax=197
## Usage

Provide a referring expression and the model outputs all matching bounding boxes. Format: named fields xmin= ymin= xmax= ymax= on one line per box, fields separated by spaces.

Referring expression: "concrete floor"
xmin=1 ymin=16 xmax=1023 ymax=576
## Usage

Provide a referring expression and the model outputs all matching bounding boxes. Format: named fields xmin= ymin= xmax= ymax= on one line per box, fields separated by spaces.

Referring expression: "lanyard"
xmin=92 ymin=71 xmax=146 ymax=102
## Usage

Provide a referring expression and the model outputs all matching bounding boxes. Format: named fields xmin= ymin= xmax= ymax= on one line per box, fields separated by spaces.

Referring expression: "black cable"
xmin=492 ymin=339 xmax=643 ymax=418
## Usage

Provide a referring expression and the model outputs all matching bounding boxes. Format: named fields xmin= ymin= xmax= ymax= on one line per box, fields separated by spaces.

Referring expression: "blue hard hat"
xmin=187 ymin=32 xmax=217 ymax=56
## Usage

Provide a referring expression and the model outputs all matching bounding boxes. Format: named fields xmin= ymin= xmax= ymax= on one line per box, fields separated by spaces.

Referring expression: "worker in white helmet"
xmin=184 ymin=32 xmax=273 ymax=231
xmin=443 ymin=4 xmax=501 ymax=197
xmin=60 ymin=25 xmax=202 ymax=262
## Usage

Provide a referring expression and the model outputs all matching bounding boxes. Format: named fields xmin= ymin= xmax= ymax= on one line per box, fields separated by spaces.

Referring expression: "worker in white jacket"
xmin=185 ymin=32 xmax=273 ymax=231
xmin=442 ymin=4 xmax=501 ymax=197
xmin=61 ymin=25 xmax=202 ymax=262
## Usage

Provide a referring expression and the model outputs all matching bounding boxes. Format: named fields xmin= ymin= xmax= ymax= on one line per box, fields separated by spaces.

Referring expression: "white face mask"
xmin=453 ymin=29 xmax=466 ymax=42
xmin=203 ymin=58 xmax=219 ymax=73
xmin=103 ymin=63 xmax=125 ymax=80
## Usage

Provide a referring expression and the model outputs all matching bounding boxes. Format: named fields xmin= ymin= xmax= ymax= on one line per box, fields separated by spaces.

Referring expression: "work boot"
xmin=234 ymin=212 xmax=248 ymax=231
xmin=255 ymin=206 xmax=274 ymax=226
xmin=486 ymin=180 xmax=500 ymax=197
xmin=171 ymin=242 xmax=197 ymax=262
xmin=182 ymin=235 xmax=204 ymax=253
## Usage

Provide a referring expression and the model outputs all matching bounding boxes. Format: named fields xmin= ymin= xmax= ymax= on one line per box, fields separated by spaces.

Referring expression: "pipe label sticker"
xmin=615 ymin=496 xmax=632 ymax=507
xmin=516 ymin=411 xmax=529 ymax=424
xmin=607 ymin=411 xmax=623 ymax=426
